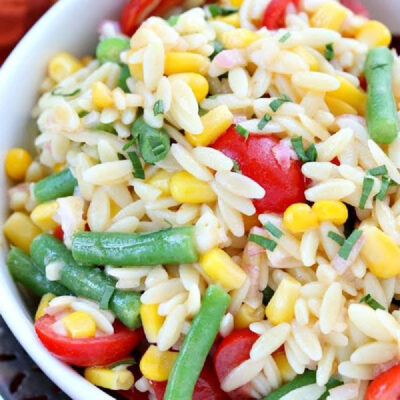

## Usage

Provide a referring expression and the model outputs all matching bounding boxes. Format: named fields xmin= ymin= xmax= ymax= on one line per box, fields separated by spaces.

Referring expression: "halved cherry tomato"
xmin=150 ymin=359 xmax=229 ymax=400
xmin=35 ymin=315 xmax=143 ymax=367
xmin=120 ymin=0 xmax=184 ymax=36
xmin=366 ymin=364 xmax=400 ymax=400
xmin=118 ymin=385 xmax=149 ymax=400
xmin=262 ymin=0 xmax=301 ymax=30
xmin=212 ymin=126 xmax=305 ymax=214
xmin=52 ymin=226 xmax=64 ymax=241
xmin=213 ymin=329 xmax=259 ymax=400
xmin=340 ymin=0 xmax=369 ymax=18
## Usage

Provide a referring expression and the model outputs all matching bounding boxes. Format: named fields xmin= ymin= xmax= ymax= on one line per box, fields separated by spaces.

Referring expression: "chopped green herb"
xmin=338 ymin=229 xmax=363 ymax=260
xmin=208 ymin=4 xmax=237 ymax=17
xmin=291 ymin=137 xmax=308 ymax=162
xmin=376 ymin=175 xmax=391 ymax=200
xmin=264 ymin=222 xmax=283 ymax=239
xmin=168 ymin=15 xmax=179 ymax=26
xmin=359 ymin=176 xmax=374 ymax=209
xmin=122 ymin=138 xmax=136 ymax=151
xmin=109 ymin=359 xmax=136 ymax=369
xmin=92 ymin=123 xmax=117 ymax=134
xmin=305 ymin=144 xmax=318 ymax=162
xmin=269 ymin=94 xmax=292 ymax=112
xmin=153 ymin=100 xmax=164 ymax=116
xmin=324 ymin=43 xmax=335 ymax=61
xmin=78 ymin=110 xmax=90 ymax=118
xmin=236 ymin=125 xmax=249 ymax=140
xmin=279 ymin=32 xmax=291 ymax=43
xmin=328 ymin=231 xmax=345 ymax=246
xmin=51 ymin=88 xmax=81 ymax=97
xmin=367 ymin=165 xmax=388 ymax=176
xmin=99 ymin=285 xmax=115 ymax=310
xmin=199 ymin=107 xmax=208 ymax=117
xmin=249 ymin=234 xmax=277 ymax=251
xmin=128 ymin=151 xmax=145 ymax=180
xmin=232 ymin=159 xmax=241 ymax=173
xmin=317 ymin=377 xmax=344 ymax=400
xmin=360 ymin=294 xmax=385 ymax=310
xmin=210 ymin=39 xmax=225 ymax=60
xmin=262 ymin=287 xmax=275 ymax=306
xmin=258 ymin=114 xmax=272 ymax=130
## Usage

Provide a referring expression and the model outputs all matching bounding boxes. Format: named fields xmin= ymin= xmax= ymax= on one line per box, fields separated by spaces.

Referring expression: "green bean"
xmin=365 ymin=47 xmax=399 ymax=144
xmin=71 ymin=227 xmax=199 ymax=267
xmin=118 ymin=64 xmax=131 ymax=93
xmin=7 ymin=247 xmax=71 ymax=297
xmin=96 ymin=37 xmax=130 ymax=64
xmin=33 ymin=168 xmax=77 ymax=204
xmin=132 ymin=116 xmax=170 ymax=163
xmin=30 ymin=234 xmax=141 ymax=329
xmin=164 ymin=285 xmax=230 ymax=400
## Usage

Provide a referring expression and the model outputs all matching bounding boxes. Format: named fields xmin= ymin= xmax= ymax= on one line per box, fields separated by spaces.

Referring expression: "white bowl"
xmin=0 ymin=1 xmax=399 ymax=400
xmin=0 ymin=1 xmax=125 ymax=399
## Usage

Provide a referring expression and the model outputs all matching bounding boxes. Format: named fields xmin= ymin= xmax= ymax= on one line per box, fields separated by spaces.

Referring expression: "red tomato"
xmin=118 ymin=387 xmax=149 ymax=400
xmin=35 ymin=315 xmax=143 ymax=367
xmin=213 ymin=329 xmax=259 ymax=400
xmin=212 ymin=126 xmax=305 ymax=214
xmin=150 ymin=360 xmax=229 ymax=400
xmin=340 ymin=0 xmax=369 ymax=18
xmin=262 ymin=0 xmax=300 ymax=30
xmin=52 ymin=226 xmax=64 ymax=241
xmin=120 ymin=0 xmax=184 ymax=36
xmin=366 ymin=364 xmax=400 ymax=400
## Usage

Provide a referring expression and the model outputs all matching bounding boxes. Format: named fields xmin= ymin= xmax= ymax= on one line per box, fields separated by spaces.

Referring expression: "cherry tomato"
xmin=262 ymin=0 xmax=301 ymax=30
xmin=52 ymin=226 xmax=64 ymax=241
xmin=366 ymin=364 xmax=400 ymax=400
xmin=150 ymin=360 xmax=230 ymax=400
xmin=35 ymin=315 xmax=143 ymax=367
xmin=213 ymin=329 xmax=259 ymax=400
xmin=212 ymin=126 xmax=305 ymax=214
xmin=340 ymin=0 xmax=370 ymax=18
xmin=120 ymin=0 xmax=184 ymax=36
xmin=118 ymin=386 xmax=149 ymax=400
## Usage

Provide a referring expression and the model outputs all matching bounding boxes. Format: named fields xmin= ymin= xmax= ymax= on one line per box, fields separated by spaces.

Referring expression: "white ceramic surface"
xmin=0 ymin=1 xmax=399 ymax=400
xmin=0 ymin=1 xmax=125 ymax=399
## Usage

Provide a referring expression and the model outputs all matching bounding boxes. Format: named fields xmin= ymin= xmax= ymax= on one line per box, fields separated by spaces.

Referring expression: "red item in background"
xmin=340 ymin=0 xmax=370 ymax=18
xmin=0 ymin=0 xmax=53 ymax=64
xmin=262 ymin=0 xmax=301 ymax=30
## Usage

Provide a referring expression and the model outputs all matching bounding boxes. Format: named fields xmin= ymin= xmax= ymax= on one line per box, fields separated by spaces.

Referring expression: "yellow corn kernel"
xmin=140 ymin=345 xmax=178 ymax=382
xmin=3 ymin=212 xmax=42 ymax=253
xmin=147 ymin=170 xmax=173 ymax=197
xmin=30 ymin=201 xmax=59 ymax=231
xmin=169 ymin=171 xmax=217 ymax=204
xmin=109 ymin=200 xmax=121 ymax=219
xmin=165 ymin=52 xmax=209 ymax=75
xmin=360 ymin=227 xmax=400 ymax=279
xmin=5 ymin=148 xmax=33 ymax=181
xmin=215 ymin=13 xmax=240 ymax=28
xmin=62 ymin=311 xmax=96 ymax=339
xmin=140 ymin=303 xmax=165 ymax=343
xmin=221 ymin=29 xmax=259 ymax=49
xmin=230 ymin=0 xmax=243 ymax=6
xmin=292 ymin=47 xmax=319 ymax=72
xmin=325 ymin=96 xmax=357 ymax=116
xmin=53 ymin=163 xmax=67 ymax=173
xmin=48 ymin=52 xmax=83 ymax=83
xmin=273 ymin=352 xmax=296 ymax=383
xmin=81 ymin=56 xmax=93 ymax=66
xmin=185 ymin=105 xmax=233 ymax=146
xmin=84 ymin=367 xmax=134 ymax=390
xmin=328 ymin=76 xmax=367 ymax=115
xmin=283 ymin=203 xmax=319 ymax=234
xmin=234 ymin=304 xmax=264 ymax=329
xmin=169 ymin=73 xmax=209 ymax=103
xmin=312 ymin=200 xmax=348 ymax=225
xmin=356 ymin=20 xmax=391 ymax=48
xmin=265 ymin=278 xmax=301 ymax=325
xmin=35 ymin=293 xmax=56 ymax=321
xmin=129 ymin=63 xmax=144 ymax=80
xmin=92 ymin=81 xmax=114 ymax=109
xmin=200 ymin=248 xmax=247 ymax=291
xmin=310 ymin=1 xmax=347 ymax=31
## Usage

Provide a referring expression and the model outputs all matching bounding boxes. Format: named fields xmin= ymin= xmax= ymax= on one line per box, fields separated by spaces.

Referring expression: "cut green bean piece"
xmin=118 ymin=64 xmax=131 ymax=93
xmin=365 ymin=47 xmax=399 ymax=144
xmin=71 ymin=227 xmax=199 ymax=267
xmin=164 ymin=285 xmax=230 ymax=400
xmin=33 ymin=168 xmax=77 ymax=204
xmin=30 ymin=234 xmax=141 ymax=329
xmin=7 ymin=247 xmax=70 ymax=297
xmin=96 ymin=37 xmax=130 ymax=64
